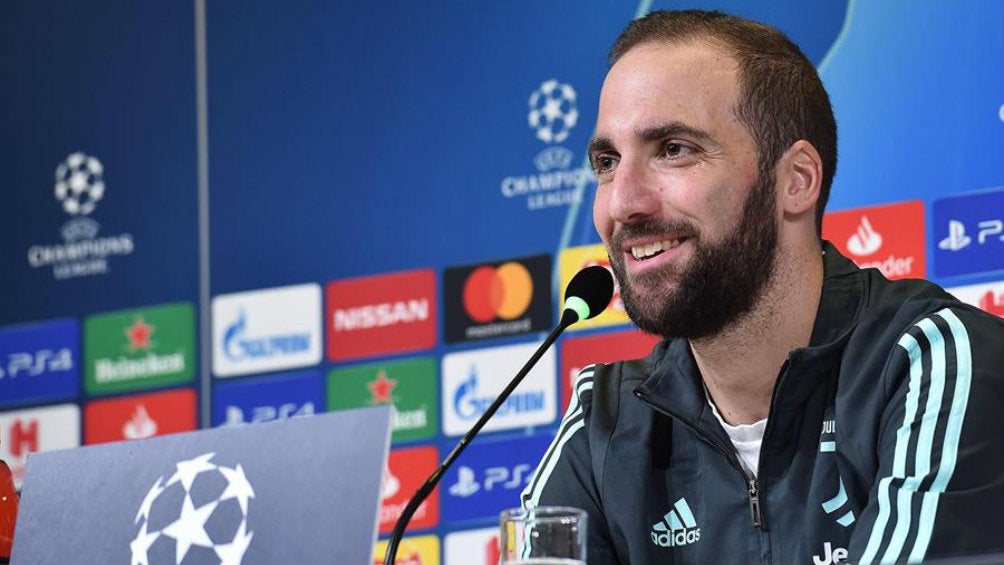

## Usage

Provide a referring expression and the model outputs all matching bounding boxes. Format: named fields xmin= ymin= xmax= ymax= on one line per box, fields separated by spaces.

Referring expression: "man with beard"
xmin=520 ymin=9 xmax=1004 ymax=565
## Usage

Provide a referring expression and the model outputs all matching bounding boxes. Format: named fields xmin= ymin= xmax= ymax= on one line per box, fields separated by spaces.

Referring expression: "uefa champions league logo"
xmin=54 ymin=151 xmax=105 ymax=216
xmin=499 ymin=78 xmax=592 ymax=211
xmin=527 ymin=79 xmax=579 ymax=144
xmin=130 ymin=453 xmax=255 ymax=565
xmin=26 ymin=151 xmax=136 ymax=279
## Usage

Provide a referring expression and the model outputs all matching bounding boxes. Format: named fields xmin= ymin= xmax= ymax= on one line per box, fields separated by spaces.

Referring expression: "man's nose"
xmin=606 ymin=157 xmax=661 ymax=224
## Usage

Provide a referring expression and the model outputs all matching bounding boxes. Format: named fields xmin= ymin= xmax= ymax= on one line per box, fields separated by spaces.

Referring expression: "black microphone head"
xmin=563 ymin=265 xmax=615 ymax=323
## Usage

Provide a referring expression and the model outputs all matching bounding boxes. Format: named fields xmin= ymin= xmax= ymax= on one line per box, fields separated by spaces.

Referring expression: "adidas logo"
xmin=650 ymin=497 xmax=702 ymax=548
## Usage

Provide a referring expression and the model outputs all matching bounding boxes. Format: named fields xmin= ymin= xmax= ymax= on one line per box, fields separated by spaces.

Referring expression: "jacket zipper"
xmin=748 ymin=478 xmax=762 ymax=527
xmin=635 ymin=389 xmax=764 ymax=528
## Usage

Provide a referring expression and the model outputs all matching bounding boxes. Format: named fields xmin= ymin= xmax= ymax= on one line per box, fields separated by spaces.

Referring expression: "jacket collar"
xmin=635 ymin=241 xmax=866 ymax=422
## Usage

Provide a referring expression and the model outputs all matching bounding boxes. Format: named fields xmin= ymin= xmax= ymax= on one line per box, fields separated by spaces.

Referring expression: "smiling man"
xmin=521 ymin=10 xmax=1004 ymax=565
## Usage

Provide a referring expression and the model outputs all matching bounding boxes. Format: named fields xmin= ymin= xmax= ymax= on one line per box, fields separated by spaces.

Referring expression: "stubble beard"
xmin=609 ymin=170 xmax=779 ymax=340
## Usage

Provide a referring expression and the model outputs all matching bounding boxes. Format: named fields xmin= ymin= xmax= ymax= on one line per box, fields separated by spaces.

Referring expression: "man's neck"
xmin=691 ymin=245 xmax=824 ymax=425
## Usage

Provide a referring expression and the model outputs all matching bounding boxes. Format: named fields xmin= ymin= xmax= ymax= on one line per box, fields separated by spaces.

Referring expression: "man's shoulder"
xmin=856 ymin=274 xmax=998 ymax=335
xmin=567 ymin=339 xmax=661 ymax=395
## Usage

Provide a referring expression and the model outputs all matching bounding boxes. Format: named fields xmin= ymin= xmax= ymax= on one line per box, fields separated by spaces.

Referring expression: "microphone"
xmin=382 ymin=265 xmax=614 ymax=565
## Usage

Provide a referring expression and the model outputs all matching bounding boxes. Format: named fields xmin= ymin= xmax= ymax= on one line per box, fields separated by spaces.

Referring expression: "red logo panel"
xmin=980 ymin=289 xmax=1004 ymax=317
xmin=380 ymin=445 xmax=439 ymax=534
xmin=84 ymin=388 xmax=196 ymax=444
xmin=327 ymin=269 xmax=437 ymax=362
xmin=560 ymin=330 xmax=660 ymax=411
xmin=822 ymin=201 xmax=925 ymax=280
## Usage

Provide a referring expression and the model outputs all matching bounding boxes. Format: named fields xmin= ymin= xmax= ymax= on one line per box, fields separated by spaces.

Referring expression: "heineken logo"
xmin=328 ymin=357 xmax=437 ymax=443
xmin=368 ymin=370 xmax=397 ymax=404
xmin=85 ymin=303 xmax=195 ymax=395
xmin=125 ymin=317 xmax=154 ymax=351
xmin=93 ymin=353 xmax=186 ymax=384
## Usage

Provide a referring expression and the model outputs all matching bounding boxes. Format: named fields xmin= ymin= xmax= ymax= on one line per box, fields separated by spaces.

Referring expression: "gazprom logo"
xmin=222 ymin=310 xmax=311 ymax=361
xmin=212 ymin=284 xmax=322 ymax=378
xmin=452 ymin=367 xmax=545 ymax=421
xmin=441 ymin=343 xmax=556 ymax=436
xmin=651 ymin=498 xmax=702 ymax=548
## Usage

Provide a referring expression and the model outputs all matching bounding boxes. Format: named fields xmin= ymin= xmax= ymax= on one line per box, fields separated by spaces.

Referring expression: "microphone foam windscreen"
xmin=564 ymin=265 xmax=615 ymax=320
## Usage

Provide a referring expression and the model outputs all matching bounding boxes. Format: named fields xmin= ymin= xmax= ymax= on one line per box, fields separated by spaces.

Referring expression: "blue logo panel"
xmin=0 ymin=319 xmax=79 ymax=407
xmin=211 ymin=370 xmax=324 ymax=427
xmin=441 ymin=434 xmax=551 ymax=525
xmin=933 ymin=188 xmax=1004 ymax=278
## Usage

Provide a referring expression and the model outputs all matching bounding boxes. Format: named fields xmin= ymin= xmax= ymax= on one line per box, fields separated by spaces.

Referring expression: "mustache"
xmin=609 ymin=220 xmax=700 ymax=249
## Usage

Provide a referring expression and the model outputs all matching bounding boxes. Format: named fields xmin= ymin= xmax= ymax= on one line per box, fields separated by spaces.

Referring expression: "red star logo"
xmin=125 ymin=317 xmax=155 ymax=351
xmin=367 ymin=370 xmax=397 ymax=404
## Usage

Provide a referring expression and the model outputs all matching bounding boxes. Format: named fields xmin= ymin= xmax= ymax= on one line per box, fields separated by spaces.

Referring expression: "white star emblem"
xmin=218 ymin=463 xmax=255 ymax=515
xmin=135 ymin=476 xmax=165 ymax=524
xmin=542 ymin=96 xmax=565 ymax=123
xmin=129 ymin=521 xmax=160 ymax=565
xmin=160 ymin=493 xmax=218 ymax=565
xmin=213 ymin=521 xmax=254 ymax=565
xmin=166 ymin=452 xmax=217 ymax=492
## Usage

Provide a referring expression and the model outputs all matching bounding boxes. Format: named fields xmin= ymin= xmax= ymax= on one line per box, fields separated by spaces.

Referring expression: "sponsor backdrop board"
xmin=1 ymin=0 xmax=1003 ymax=559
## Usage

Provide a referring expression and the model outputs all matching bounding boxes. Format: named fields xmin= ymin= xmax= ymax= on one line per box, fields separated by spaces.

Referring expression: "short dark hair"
xmin=609 ymin=10 xmax=837 ymax=234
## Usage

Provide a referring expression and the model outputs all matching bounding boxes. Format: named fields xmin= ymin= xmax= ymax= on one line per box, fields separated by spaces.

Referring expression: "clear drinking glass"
xmin=499 ymin=506 xmax=587 ymax=565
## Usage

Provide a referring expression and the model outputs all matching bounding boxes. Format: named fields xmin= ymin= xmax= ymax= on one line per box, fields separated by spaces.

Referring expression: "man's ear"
xmin=777 ymin=140 xmax=823 ymax=218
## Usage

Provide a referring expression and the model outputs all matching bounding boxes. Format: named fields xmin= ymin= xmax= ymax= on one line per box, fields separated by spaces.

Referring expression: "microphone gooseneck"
xmin=382 ymin=266 xmax=614 ymax=565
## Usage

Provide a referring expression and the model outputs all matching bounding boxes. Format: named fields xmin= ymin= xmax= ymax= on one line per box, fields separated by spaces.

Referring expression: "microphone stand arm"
xmin=382 ymin=309 xmax=577 ymax=565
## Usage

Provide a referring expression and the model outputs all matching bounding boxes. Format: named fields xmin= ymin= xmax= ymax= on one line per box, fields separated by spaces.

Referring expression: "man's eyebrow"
xmin=588 ymin=122 xmax=715 ymax=155
xmin=588 ymin=136 xmax=615 ymax=155
xmin=638 ymin=122 xmax=714 ymax=144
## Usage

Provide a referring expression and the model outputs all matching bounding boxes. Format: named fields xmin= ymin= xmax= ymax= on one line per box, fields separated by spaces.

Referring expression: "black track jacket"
xmin=522 ymin=243 xmax=1004 ymax=565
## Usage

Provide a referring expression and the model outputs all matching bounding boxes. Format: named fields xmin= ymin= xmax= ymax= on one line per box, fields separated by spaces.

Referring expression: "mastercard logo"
xmin=462 ymin=262 xmax=534 ymax=323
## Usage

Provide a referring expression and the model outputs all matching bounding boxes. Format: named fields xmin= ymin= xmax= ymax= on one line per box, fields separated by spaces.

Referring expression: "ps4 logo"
xmin=448 ymin=463 xmax=533 ymax=498
xmin=223 ymin=402 xmax=315 ymax=426
xmin=0 ymin=349 xmax=74 ymax=379
xmin=939 ymin=219 xmax=1004 ymax=252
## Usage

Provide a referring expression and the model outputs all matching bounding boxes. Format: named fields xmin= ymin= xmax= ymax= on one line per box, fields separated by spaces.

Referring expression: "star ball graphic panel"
xmin=211 ymin=369 xmax=324 ymax=427
xmin=0 ymin=318 xmax=79 ymax=407
xmin=933 ymin=188 xmax=1004 ymax=278
xmin=83 ymin=302 xmax=195 ymax=396
xmin=443 ymin=254 xmax=552 ymax=344
xmin=327 ymin=357 xmax=437 ymax=443
xmin=84 ymin=388 xmax=197 ymax=445
xmin=326 ymin=268 xmax=437 ymax=362
xmin=441 ymin=434 xmax=551 ymax=525
xmin=559 ymin=244 xmax=629 ymax=330
xmin=822 ymin=200 xmax=925 ymax=280
xmin=11 ymin=408 xmax=391 ymax=565
xmin=381 ymin=445 xmax=440 ymax=534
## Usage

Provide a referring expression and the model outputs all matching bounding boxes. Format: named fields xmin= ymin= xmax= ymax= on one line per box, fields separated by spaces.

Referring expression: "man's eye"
xmin=591 ymin=155 xmax=619 ymax=174
xmin=662 ymin=141 xmax=694 ymax=159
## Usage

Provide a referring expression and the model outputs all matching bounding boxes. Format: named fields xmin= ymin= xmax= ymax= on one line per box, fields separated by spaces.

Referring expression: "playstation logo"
xmin=938 ymin=220 xmax=972 ymax=252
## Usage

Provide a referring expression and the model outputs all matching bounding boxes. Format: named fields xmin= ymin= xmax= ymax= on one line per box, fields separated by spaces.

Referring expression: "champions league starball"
xmin=527 ymin=79 xmax=579 ymax=144
xmin=130 ymin=453 xmax=255 ymax=565
xmin=54 ymin=151 xmax=105 ymax=216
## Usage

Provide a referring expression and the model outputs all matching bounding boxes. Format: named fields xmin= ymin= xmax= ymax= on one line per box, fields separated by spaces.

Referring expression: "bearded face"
xmin=608 ymin=168 xmax=779 ymax=339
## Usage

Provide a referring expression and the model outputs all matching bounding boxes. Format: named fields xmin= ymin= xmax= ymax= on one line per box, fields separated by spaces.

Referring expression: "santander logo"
xmin=846 ymin=216 xmax=883 ymax=257
xmin=822 ymin=201 xmax=925 ymax=280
